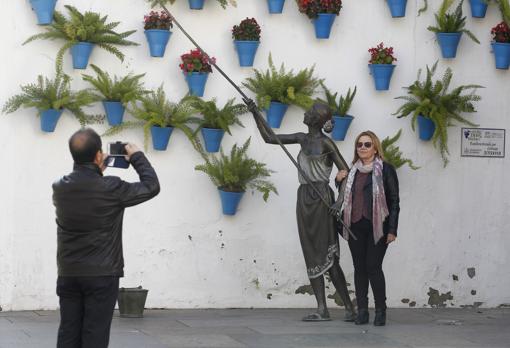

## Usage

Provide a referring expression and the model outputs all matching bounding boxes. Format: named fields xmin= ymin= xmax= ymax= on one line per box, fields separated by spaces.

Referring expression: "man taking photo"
xmin=52 ymin=128 xmax=160 ymax=348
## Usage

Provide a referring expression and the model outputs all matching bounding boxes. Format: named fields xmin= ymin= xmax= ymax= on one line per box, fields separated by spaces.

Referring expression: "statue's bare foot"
xmin=343 ymin=308 xmax=356 ymax=322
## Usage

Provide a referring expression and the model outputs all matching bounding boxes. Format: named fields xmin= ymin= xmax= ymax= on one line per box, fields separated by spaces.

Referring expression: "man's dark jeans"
xmin=56 ymin=276 xmax=119 ymax=348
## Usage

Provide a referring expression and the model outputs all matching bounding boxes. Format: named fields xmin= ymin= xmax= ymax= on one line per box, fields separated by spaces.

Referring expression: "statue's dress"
xmin=296 ymin=150 xmax=339 ymax=279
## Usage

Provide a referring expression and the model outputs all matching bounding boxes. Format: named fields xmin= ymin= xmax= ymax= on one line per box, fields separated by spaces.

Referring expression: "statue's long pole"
xmin=160 ymin=4 xmax=355 ymax=239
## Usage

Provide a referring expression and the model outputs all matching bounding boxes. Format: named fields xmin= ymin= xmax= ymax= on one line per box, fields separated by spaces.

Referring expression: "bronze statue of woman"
xmin=244 ymin=98 xmax=356 ymax=322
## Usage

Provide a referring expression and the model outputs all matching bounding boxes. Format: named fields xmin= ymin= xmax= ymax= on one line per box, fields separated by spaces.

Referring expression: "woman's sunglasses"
xmin=357 ymin=141 xmax=373 ymax=149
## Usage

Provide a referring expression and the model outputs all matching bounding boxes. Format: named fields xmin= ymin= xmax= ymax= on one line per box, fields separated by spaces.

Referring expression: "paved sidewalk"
xmin=1 ymin=308 xmax=509 ymax=347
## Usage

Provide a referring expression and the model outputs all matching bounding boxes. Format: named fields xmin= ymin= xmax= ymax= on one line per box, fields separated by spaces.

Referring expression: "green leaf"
xmin=382 ymin=130 xmax=420 ymax=170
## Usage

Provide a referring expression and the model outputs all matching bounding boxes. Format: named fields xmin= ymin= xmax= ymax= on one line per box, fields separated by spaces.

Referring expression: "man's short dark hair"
xmin=69 ymin=128 xmax=102 ymax=164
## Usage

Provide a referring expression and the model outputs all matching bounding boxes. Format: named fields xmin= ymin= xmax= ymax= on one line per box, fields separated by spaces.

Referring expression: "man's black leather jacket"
xmin=53 ymin=152 xmax=160 ymax=277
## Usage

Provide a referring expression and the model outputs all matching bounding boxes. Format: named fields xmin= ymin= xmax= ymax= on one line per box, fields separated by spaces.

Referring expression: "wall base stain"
xmin=460 ymin=302 xmax=483 ymax=308
xmin=295 ymin=285 xmax=314 ymax=296
xmin=327 ymin=291 xmax=344 ymax=306
xmin=402 ymin=298 xmax=417 ymax=307
xmin=427 ymin=287 xmax=453 ymax=308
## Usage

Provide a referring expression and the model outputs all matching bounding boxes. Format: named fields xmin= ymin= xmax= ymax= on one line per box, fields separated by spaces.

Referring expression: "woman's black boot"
xmin=373 ymin=308 xmax=386 ymax=326
xmin=355 ymin=308 xmax=369 ymax=325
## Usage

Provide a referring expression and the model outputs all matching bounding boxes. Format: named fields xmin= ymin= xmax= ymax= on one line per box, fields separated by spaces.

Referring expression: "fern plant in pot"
xmin=195 ymin=138 xmax=277 ymax=215
xmin=427 ymin=0 xmax=479 ymax=59
xmin=187 ymin=96 xmax=247 ymax=152
xmin=24 ymin=5 xmax=138 ymax=73
xmin=317 ymin=83 xmax=357 ymax=141
xmin=393 ymin=62 xmax=483 ymax=166
xmin=382 ymin=129 xmax=420 ymax=170
xmin=82 ymin=65 xmax=148 ymax=126
xmin=242 ymin=54 xmax=321 ymax=128
xmin=104 ymin=86 xmax=195 ymax=151
xmin=491 ymin=0 xmax=510 ymax=69
xmin=2 ymin=72 xmax=98 ymax=132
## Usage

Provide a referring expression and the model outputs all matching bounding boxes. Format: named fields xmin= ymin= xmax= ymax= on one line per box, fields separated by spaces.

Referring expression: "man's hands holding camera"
xmin=102 ymin=142 xmax=141 ymax=171
xmin=124 ymin=143 xmax=141 ymax=161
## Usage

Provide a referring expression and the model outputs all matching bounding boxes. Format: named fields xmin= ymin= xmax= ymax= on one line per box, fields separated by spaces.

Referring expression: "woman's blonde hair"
xmin=352 ymin=130 xmax=384 ymax=164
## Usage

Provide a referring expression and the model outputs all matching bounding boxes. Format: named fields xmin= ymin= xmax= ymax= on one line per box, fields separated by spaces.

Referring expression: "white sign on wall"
xmin=461 ymin=128 xmax=506 ymax=158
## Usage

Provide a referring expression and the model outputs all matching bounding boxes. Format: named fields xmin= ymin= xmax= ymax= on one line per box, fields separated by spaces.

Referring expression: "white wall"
xmin=0 ymin=0 xmax=509 ymax=311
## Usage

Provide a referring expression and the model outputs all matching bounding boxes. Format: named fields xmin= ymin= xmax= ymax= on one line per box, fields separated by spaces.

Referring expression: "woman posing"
xmin=337 ymin=131 xmax=400 ymax=326
xmin=244 ymin=98 xmax=356 ymax=322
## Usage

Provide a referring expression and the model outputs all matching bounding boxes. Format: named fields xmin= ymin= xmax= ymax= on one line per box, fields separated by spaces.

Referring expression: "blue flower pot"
xmin=417 ymin=115 xmax=435 ymax=141
xmin=369 ymin=64 xmax=396 ymax=91
xmin=313 ymin=13 xmax=336 ymax=39
xmin=267 ymin=0 xmax=285 ymax=13
xmin=492 ymin=42 xmax=510 ymax=70
xmin=30 ymin=0 xmax=57 ymax=25
xmin=103 ymin=101 xmax=125 ymax=126
xmin=145 ymin=30 xmax=172 ymax=57
xmin=266 ymin=102 xmax=289 ymax=128
xmin=218 ymin=189 xmax=244 ymax=215
xmin=185 ymin=72 xmax=209 ymax=97
xmin=386 ymin=0 xmax=407 ymax=17
xmin=469 ymin=0 xmax=488 ymax=18
xmin=436 ymin=32 xmax=462 ymax=59
xmin=40 ymin=109 xmax=63 ymax=132
xmin=234 ymin=41 xmax=260 ymax=67
xmin=201 ymin=128 xmax=225 ymax=153
xmin=150 ymin=126 xmax=174 ymax=151
xmin=331 ymin=115 xmax=354 ymax=141
xmin=189 ymin=0 xmax=205 ymax=9
xmin=71 ymin=42 xmax=94 ymax=69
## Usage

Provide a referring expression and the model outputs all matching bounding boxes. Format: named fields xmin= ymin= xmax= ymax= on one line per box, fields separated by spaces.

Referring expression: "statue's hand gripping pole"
xmin=159 ymin=4 xmax=355 ymax=240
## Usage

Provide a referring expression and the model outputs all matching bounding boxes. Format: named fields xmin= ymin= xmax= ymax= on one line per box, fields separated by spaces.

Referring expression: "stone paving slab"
xmin=0 ymin=308 xmax=508 ymax=348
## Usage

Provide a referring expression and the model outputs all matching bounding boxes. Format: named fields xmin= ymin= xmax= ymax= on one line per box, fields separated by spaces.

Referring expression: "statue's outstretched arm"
xmin=244 ymin=98 xmax=303 ymax=145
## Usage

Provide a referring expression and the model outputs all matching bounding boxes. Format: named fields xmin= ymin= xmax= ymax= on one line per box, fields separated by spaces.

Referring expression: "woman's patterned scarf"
xmin=340 ymin=157 xmax=389 ymax=244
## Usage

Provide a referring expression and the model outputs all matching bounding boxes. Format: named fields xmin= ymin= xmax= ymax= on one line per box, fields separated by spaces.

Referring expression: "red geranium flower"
xmin=491 ymin=21 xmax=510 ymax=44
xmin=179 ymin=49 xmax=216 ymax=74
xmin=368 ymin=42 xmax=397 ymax=64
